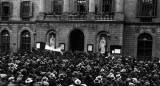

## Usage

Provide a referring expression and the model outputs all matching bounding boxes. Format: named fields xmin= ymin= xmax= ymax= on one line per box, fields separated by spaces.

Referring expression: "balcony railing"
xmin=45 ymin=15 xmax=61 ymax=21
xmin=69 ymin=15 xmax=87 ymax=20
xmin=95 ymin=14 xmax=114 ymax=21
xmin=43 ymin=14 xmax=115 ymax=21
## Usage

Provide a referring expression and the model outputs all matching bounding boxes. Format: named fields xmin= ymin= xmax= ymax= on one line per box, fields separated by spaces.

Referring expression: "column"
xmin=115 ymin=0 xmax=124 ymax=13
xmin=39 ymin=0 xmax=45 ymax=13
xmin=89 ymin=0 xmax=95 ymax=13
xmin=115 ymin=0 xmax=124 ymax=21
xmin=88 ymin=0 xmax=95 ymax=20
xmin=63 ymin=0 xmax=69 ymax=13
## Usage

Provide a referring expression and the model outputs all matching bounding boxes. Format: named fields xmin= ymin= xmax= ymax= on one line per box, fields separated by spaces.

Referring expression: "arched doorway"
xmin=69 ymin=29 xmax=84 ymax=51
xmin=137 ymin=33 xmax=152 ymax=60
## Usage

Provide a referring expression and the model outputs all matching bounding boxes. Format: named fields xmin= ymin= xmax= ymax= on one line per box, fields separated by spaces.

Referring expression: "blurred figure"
xmin=99 ymin=37 xmax=106 ymax=54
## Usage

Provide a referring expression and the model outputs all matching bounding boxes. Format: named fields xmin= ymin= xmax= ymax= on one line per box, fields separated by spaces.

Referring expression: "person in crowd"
xmin=0 ymin=49 xmax=159 ymax=86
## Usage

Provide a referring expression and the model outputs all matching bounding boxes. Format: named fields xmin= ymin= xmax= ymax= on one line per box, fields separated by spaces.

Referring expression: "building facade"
xmin=0 ymin=0 xmax=159 ymax=60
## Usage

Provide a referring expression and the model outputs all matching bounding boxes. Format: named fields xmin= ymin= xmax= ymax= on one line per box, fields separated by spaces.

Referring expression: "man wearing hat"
xmin=0 ymin=74 xmax=8 ymax=86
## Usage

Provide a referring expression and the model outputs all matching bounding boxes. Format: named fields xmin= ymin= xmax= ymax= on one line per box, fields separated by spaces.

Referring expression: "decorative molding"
xmin=18 ymin=26 xmax=33 ymax=32
xmin=136 ymin=28 xmax=156 ymax=34
xmin=1 ymin=26 xmax=12 ymax=31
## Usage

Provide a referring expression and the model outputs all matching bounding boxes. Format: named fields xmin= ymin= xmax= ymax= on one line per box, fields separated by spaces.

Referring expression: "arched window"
xmin=21 ymin=31 xmax=31 ymax=51
xmin=47 ymin=32 xmax=56 ymax=49
xmin=137 ymin=33 xmax=152 ymax=60
xmin=1 ymin=30 xmax=10 ymax=50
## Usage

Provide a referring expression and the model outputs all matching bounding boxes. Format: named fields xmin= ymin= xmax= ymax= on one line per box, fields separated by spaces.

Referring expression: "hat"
xmin=96 ymin=75 xmax=103 ymax=81
xmin=16 ymin=77 xmax=22 ymax=82
xmin=0 ymin=74 xmax=7 ymax=78
xmin=36 ymin=76 xmax=42 ymax=80
xmin=40 ymin=72 xmax=46 ymax=75
xmin=25 ymin=78 xmax=33 ymax=83
xmin=49 ymin=73 xmax=56 ymax=79
xmin=8 ymin=77 xmax=15 ymax=81
xmin=107 ymin=73 xmax=115 ymax=79
xmin=120 ymin=69 xmax=126 ymax=72
xmin=42 ymin=76 xmax=48 ymax=81
xmin=116 ymin=74 xmax=121 ymax=78
xmin=43 ymin=81 xmax=49 ymax=86
xmin=81 ymin=84 xmax=87 ymax=86
xmin=126 ymin=78 xmax=131 ymax=81
xmin=129 ymin=82 xmax=136 ymax=86
xmin=74 ymin=78 xmax=81 ymax=85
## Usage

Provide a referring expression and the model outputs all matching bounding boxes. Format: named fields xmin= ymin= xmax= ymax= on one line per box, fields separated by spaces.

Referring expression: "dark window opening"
xmin=102 ymin=0 xmax=114 ymax=15
xmin=77 ymin=0 xmax=87 ymax=15
xmin=1 ymin=2 xmax=11 ymax=21
xmin=1 ymin=30 xmax=10 ymax=50
xmin=21 ymin=31 xmax=31 ymax=51
xmin=138 ymin=0 xmax=157 ymax=18
xmin=2 ymin=2 xmax=10 ymax=17
xmin=52 ymin=0 xmax=63 ymax=15
xmin=140 ymin=17 xmax=152 ymax=22
xmin=137 ymin=33 xmax=152 ymax=61
xmin=20 ymin=1 xmax=32 ymax=21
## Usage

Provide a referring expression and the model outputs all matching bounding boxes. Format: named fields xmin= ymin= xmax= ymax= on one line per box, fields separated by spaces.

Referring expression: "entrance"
xmin=69 ymin=29 xmax=84 ymax=51
xmin=137 ymin=33 xmax=152 ymax=60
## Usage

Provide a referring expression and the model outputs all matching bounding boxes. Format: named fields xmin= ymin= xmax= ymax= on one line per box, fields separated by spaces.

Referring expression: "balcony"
xmin=95 ymin=14 xmax=114 ymax=21
xmin=69 ymin=15 xmax=87 ymax=20
xmin=41 ymin=13 xmax=116 ymax=21
xmin=45 ymin=15 xmax=61 ymax=21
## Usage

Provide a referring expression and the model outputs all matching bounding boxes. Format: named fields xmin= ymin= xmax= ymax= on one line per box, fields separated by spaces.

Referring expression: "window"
xmin=1 ymin=30 xmax=10 ymax=50
xmin=21 ymin=31 xmax=31 ymax=51
xmin=138 ymin=0 xmax=157 ymax=17
xmin=1 ymin=2 xmax=13 ymax=21
xmin=20 ymin=1 xmax=33 ymax=21
xmin=77 ymin=0 xmax=87 ymax=15
xmin=102 ymin=0 xmax=115 ymax=15
xmin=137 ymin=33 xmax=152 ymax=60
xmin=52 ymin=0 xmax=63 ymax=15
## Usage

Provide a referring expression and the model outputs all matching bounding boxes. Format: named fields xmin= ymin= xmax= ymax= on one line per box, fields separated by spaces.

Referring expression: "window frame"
xmin=0 ymin=1 xmax=13 ymax=21
xmin=101 ymin=0 xmax=115 ymax=15
xmin=51 ymin=0 xmax=63 ymax=15
xmin=20 ymin=1 xmax=33 ymax=21
xmin=137 ymin=0 xmax=157 ymax=18
xmin=1 ymin=30 xmax=10 ymax=50
xmin=137 ymin=33 xmax=152 ymax=60
xmin=77 ymin=0 xmax=88 ymax=15
xmin=21 ymin=31 xmax=31 ymax=51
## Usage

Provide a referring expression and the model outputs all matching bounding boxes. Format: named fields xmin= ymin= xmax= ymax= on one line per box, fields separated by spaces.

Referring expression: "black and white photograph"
xmin=0 ymin=0 xmax=159 ymax=86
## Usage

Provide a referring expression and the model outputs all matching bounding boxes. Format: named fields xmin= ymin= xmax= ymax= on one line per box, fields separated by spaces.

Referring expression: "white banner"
xmin=45 ymin=45 xmax=61 ymax=52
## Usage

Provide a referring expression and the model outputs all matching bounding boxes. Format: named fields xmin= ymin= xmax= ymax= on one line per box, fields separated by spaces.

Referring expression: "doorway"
xmin=69 ymin=29 xmax=84 ymax=51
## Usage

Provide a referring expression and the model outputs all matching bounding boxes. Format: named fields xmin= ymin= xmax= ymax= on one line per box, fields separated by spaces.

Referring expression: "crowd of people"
xmin=0 ymin=49 xmax=160 ymax=86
